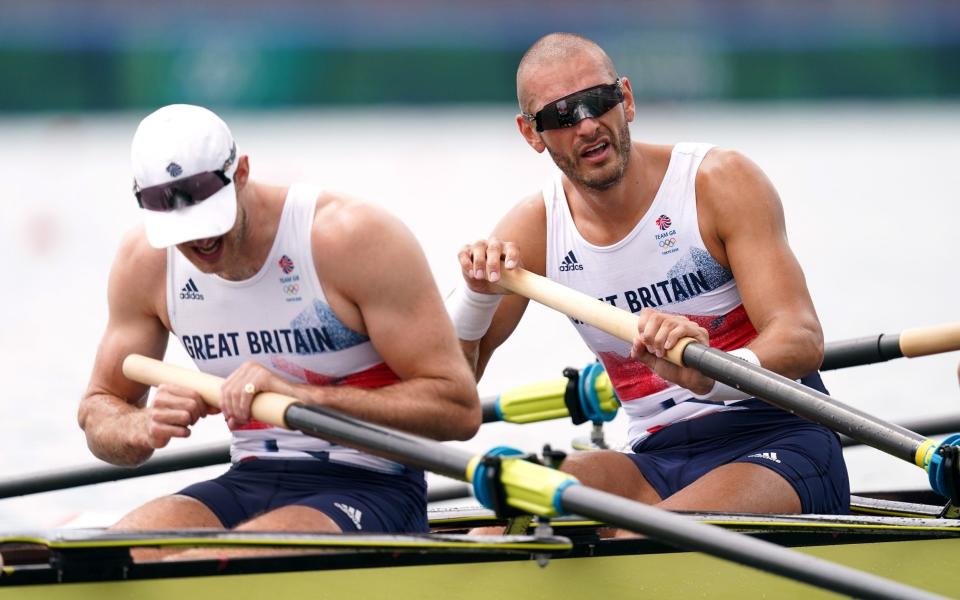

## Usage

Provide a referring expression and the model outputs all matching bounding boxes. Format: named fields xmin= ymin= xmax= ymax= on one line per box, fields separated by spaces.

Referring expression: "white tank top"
xmin=544 ymin=143 xmax=758 ymax=447
xmin=167 ymin=184 xmax=406 ymax=473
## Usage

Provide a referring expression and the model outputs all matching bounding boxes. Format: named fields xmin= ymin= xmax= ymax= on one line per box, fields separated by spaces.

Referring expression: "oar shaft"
xmin=821 ymin=322 xmax=960 ymax=371
xmin=0 ymin=443 xmax=230 ymax=499
xmin=560 ymin=486 xmax=942 ymax=600
xmin=821 ymin=334 xmax=902 ymax=371
xmin=481 ymin=397 xmax=501 ymax=423
xmin=497 ymin=268 xmax=933 ymax=467
xmin=682 ymin=344 xmax=928 ymax=465
xmin=285 ymin=404 xmax=474 ymax=480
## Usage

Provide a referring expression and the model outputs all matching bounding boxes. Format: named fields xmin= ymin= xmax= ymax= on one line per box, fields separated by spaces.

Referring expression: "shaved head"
xmin=517 ymin=33 xmax=618 ymax=113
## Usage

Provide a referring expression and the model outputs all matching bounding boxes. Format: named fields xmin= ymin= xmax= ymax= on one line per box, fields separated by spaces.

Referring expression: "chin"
xmin=576 ymin=164 xmax=626 ymax=191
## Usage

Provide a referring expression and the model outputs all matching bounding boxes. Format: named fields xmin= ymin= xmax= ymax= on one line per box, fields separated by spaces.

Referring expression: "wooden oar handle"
xmin=899 ymin=322 xmax=960 ymax=358
xmin=497 ymin=268 xmax=694 ymax=367
xmin=122 ymin=354 xmax=298 ymax=428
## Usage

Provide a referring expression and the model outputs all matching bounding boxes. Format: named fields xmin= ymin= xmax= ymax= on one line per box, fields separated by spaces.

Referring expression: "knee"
xmin=558 ymin=450 xmax=610 ymax=485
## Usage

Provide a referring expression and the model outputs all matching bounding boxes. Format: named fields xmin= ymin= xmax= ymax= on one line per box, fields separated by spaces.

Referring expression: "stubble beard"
xmin=547 ymin=120 xmax=632 ymax=192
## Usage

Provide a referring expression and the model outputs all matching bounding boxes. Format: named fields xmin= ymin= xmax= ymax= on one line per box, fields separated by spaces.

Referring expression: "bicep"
xmin=713 ymin=157 xmax=819 ymax=334
xmin=85 ymin=255 xmax=170 ymax=407
xmin=347 ymin=223 xmax=466 ymax=381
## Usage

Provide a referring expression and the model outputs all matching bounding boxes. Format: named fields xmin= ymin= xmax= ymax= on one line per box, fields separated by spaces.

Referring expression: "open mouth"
xmin=580 ymin=140 xmax=610 ymax=160
xmin=188 ymin=236 xmax=225 ymax=262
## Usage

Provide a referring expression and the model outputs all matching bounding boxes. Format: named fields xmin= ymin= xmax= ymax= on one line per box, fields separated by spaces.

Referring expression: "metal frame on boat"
xmin=2 ymin=493 xmax=960 ymax=599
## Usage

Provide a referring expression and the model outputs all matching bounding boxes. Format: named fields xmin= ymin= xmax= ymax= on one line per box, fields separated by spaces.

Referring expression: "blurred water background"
xmin=0 ymin=0 xmax=958 ymax=528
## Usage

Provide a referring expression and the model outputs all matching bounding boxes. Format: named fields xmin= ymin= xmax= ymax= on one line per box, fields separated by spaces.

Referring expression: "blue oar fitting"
xmin=470 ymin=446 xmax=578 ymax=518
xmin=472 ymin=446 xmax=527 ymax=517
xmin=926 ymin=434 xmax=960 ymax=503
xmin=579 ymin=362 xmax=619 ymax=423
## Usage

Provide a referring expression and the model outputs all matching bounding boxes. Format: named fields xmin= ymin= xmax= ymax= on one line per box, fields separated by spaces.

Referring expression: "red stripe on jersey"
xmin=599 ymin=304 xmax=757 ymax=403
xmin=231 ymin=360 xmax=401 ymax=431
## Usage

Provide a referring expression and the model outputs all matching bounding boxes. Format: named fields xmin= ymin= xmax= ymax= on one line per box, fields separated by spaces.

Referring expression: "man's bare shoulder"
xmin=696 ymin=146 xmax=784 ymax=247
xmin=493 ymin=190 xmax=547 ymax=238
xmin=113 ymin=225 xmax=167 ymax=278
xmin=697 ymin=147 xmax=771 ymax=196
xmin=108 ymin=225 xmax=167 ymax=318
xmin=310 ymin=191 xmax=400 ymax=254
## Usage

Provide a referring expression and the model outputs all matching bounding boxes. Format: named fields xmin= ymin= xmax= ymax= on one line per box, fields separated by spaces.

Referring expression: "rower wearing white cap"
xmin=79 ymin=104 xmax=479 ymax=548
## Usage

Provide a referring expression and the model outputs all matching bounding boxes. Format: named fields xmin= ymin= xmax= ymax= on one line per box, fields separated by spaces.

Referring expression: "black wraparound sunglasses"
xmin=522 ymin=79 xmax=625 ymax=132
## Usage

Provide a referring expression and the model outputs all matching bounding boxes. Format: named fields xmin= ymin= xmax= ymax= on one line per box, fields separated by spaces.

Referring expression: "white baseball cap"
xmin=131 ymin=104 xmax=239 ymax=248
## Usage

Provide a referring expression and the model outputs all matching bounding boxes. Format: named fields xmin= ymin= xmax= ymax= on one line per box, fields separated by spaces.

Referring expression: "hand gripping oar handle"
xmin=822 ymin=322 xmax=960 ymax=371
xmin=497 ymin=269 xmax=944 ymax=476
xmin=122 ymin=354 xmax=941 ymax=599
xmin=122 ymin=354 xmax=297 ymax=427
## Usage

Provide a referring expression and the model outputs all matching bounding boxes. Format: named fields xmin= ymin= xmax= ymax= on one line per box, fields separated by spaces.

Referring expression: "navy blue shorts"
xmin=626 ymin=373 xmax=850 ymax=514
xmin=176 ymin=459 xmax=429 ymax=533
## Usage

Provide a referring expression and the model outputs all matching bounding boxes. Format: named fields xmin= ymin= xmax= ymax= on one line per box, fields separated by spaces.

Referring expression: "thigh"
xmin=560 ymin=450 xmax=662 ymax=504
xmin=282 ymin=487 xmax=427 ymax=533
xmin=657 ymin=462 xmax=801 ymax=513
xmin=111 ymin=494 xmax=223 ymax=530
xmin=236 ymin=505 xmax=342 ymax=533
xmin=110 ymin=495 xmax=223 ymax=563
xmin=734 ymin=427 xmax=850 ymax=514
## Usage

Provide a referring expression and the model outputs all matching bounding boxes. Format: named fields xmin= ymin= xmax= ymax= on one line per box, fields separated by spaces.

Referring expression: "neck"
xmin=216 ymin=181 xmax=286 ymax=281
xmin=565 ymin=143 xmax=656 ymax=245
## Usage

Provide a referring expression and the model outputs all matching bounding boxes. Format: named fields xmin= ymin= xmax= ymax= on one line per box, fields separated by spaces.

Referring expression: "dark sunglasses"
xmin=134 ymin=170 xmax=231 ymax=212
xmin=522 ymin=79 xmax=624 ymax=132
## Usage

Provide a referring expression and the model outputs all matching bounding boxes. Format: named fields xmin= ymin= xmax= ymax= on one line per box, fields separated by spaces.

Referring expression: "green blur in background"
xmin=1 ymin=0 xmax=958 ymax=111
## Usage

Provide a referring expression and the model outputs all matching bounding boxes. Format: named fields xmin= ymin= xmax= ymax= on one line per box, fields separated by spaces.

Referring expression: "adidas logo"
xmin=747 ymin=452 xmax=781 ymax=464
xmin=334 ymin=502 xmax=363 ymax=530
xmin=558 ymin=250 xmax=584 ymax=272
xmin=179 ymin=278 xmax=205 ymax=301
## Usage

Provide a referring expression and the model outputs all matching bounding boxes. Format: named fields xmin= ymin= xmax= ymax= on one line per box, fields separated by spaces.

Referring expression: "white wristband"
xmin=690 ymin=347 xmax=760 ymax=404
xmin=445 ymin=284 xmax=502 ymax=341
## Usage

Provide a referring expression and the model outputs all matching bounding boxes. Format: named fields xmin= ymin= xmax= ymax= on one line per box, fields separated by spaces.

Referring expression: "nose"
xmin=573 ymin=115 xmax=600 ymax=137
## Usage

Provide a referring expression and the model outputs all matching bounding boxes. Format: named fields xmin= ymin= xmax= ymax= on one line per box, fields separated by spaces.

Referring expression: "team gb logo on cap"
xmin=166 ymin=162 xmax=183 ymax=177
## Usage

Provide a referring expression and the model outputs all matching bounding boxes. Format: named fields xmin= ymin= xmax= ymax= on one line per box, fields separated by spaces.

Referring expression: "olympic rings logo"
xmin=658 ymin=238 xmax=677 ymax=248
xmin=283 ymin=284 xmax=300 ymax=295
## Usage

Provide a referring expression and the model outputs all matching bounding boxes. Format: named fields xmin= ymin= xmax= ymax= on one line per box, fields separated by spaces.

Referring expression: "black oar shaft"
xmin=285 ymin=404 xmax=475 ymax=480
xmin=0 ymin=443 xmax=230 ymax=499
xmin=481 ymin=398 xmax=500 ymax=423
xmin=560 ymin=486 xmax=941 ymax=600
xmin=821 ymin=334 xmax=903 ymax=371
xmin=683 ymin=344 xmax=928 ymax=464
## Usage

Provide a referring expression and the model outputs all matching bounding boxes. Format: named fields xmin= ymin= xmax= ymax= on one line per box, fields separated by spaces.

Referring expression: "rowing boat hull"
xmin=3 ymin=526 xmax=958 ymax=598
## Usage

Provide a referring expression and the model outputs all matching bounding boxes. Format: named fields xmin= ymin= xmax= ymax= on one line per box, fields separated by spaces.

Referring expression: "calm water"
xmin=1 ymin=103 xmax=958 ymax=528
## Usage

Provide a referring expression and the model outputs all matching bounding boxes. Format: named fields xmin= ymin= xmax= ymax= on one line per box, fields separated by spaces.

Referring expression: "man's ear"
xmin=620 ymin=77 xmax=636 ymax=123
xmin=233 ymin=155 xmax=250 ymax=189
xmin=516 ymin=114 xmax=546 ymax=153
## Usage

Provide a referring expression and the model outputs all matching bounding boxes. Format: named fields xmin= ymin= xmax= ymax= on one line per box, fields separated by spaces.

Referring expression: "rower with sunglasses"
xmin=79 ymin=104 xmax=480 ymax=550
xmin=451 ymin=33 xmax=849 ymax=518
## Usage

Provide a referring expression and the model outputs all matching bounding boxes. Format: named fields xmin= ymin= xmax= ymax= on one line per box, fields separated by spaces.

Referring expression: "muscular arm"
xmin=278 ymin=199 xmax=481 ymax=441
xmin=458 ymin=194 xmax=547 ymax=379
xmin=698 ymin=149 xmax=824 ymax=378
xmin=78 ymin=230 xmax=170 ymax=466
